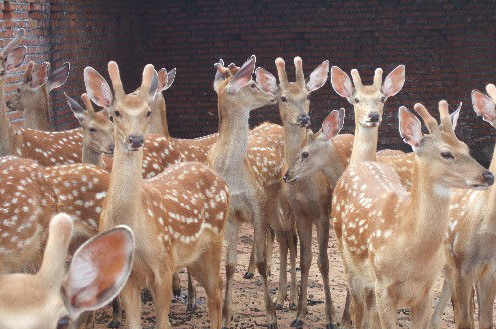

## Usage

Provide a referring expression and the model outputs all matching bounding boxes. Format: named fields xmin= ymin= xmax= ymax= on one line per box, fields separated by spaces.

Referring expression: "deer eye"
xmin=109 ymin=115 xmax=113 ymax=122
xmin=146 ymin=111 xmax=152 ymax=117
xmin=441 ymin=151 xmax=454 ymax=160
xmin=354 ymin=97 xmax=360 ymax=103
xmin=250 ymin=83 xmax=256 ymax=88
xmin=301 ymin=151 xmax=309 ymax=159
xmin=381 ymin=96 xmax=386 ymax=103
xmin=114 ymin=111 xmax=121 ymax=117
xmin=89 ymin=127 xmax=96 ymax=133
xmin=56 ymin=315 xmax=70 ymax=329
xmin=281 ymin=96 xmax=287 ymax=102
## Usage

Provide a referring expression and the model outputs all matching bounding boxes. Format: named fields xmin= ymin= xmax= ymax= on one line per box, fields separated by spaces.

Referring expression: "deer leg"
xmin=452 ymin=271 xmax=475 ymax=329
xmin=254 ymin=213 xmax=277 ymax=328
xmin=317 ymin=216 xmax=337 ymax=328
xmin=120 ymin=274 xmax=143 ymax=329
xmin=477 ymin=271 xmax=496 ymax=329
xmin=152 ymin=266 xmax=173 ymax=329
xmin=187 ymin=271 xmax=197 ymax=312
xmin=221 ymin=218 xmax=240 ymax=329
xmin=287 ymin=226 xmax=297 ymax=310
xmin=172 ymin=271 xmax=181 ymax=297
xmin=275 ymin=228 xmax=288 ymax=310
xmin=107 ymin=298 xmax=123 ymax=328
xmin=341 ymin=289 xmax=353 ymax=329
xmin=244 ymin=238 xmax=256 ymax=279
xmin=292 ymin=217 xmax=312 ymax=328
xmin=410 ymin=291 xmax=431 ymax=329
xmin=429 ymin=277 xmax=451 ymax=329
xmin=266 ymin=227 xmax=275 ymax=278
xmin=189 ymin=237 xmax=223 ymax=329
xmin=374 ymin=284 xmax=397 ymax=329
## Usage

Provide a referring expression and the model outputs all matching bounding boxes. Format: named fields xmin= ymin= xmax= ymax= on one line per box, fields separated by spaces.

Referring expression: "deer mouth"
xmin=361 ymin=120 xmax=381 ymax=128
xmin=283 ymin=172 xmax=298 ymax=184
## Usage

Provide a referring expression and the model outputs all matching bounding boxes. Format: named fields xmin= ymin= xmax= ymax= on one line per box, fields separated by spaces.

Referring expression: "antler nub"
xmin=350 ymin=69 xmax=363 ymax=90
xmin=275 ymin=57 xmax=289 ymax=88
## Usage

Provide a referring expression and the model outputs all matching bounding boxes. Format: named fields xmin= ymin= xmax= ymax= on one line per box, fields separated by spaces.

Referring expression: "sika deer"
xmin=256 ymin=56 xmax=343 ymax=328
xmin=0 ymin=212 xmax=134 ymax=329
xmin=429 ymin=85 xmax=496 ymax=329
xmin=7 ymin=61 xmax=70 ymax=130
xmin=146 ymin=67 xmax=175 ymax=136
xmin=85 ymin=61 xmax=229 ymax=329
xmin=208 ymin=55 xmax=288 ymax=328
xmin=332 ymin=101 xmax=493 ymax=329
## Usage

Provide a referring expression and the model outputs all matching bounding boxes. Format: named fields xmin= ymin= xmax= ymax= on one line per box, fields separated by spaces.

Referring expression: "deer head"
xmin=66 ymin=93 xmax=114 ymax=156
xmin=283 ymin=108 xmax=345 ymax=184
xmin=213 ymin=55 xmax=277 ymax=111
xmin=331 ymin=65 xmax=405 ymax=128
xmin=7 ymin=61 xmax=70 ymax=112
xmin=0 ymin=213 xmax=134 ymax=329
xmin=256 ymin=56 xmax=329 ymax=127
xmin=84 ymin=62 xmax=159 ymax=152
xmin=399 ymin=101 xmax=493 ymax=190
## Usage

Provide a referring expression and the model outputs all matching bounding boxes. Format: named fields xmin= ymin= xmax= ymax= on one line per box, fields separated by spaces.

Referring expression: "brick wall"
xmin=3 ymin=0 xmax=496 ymax=152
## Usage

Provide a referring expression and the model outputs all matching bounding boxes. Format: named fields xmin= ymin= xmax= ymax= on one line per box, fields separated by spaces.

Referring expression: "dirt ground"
xmin=91 ymin=223 xmax=473 ymax=329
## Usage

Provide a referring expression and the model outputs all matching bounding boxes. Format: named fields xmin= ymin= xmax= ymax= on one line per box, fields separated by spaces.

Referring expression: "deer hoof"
xmin=275 ymin=303 xmax=284 ymax=310
xmin=289 ymin=303 xmax=297 ymax=310
xmin=291 ymin=319 xmax=304 ymax=328
xmin=107 ymin=320 xmax=121 ymax=328
xmin=173 ymin=287 xmax=181 ymax=297
xmin=243 ymin=271 xmax=254 ymax=279
xmin=326 ymin=324 xmax=338 ymax=329
xmin=187 ymin=302 xmax=196 ymax=312
xmin=268 ymin=323 xmax=278 ymax=329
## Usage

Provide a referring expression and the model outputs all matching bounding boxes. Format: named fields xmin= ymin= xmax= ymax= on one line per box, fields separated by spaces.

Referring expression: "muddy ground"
xmin=92 ymin=223 xmax=481 ymax=329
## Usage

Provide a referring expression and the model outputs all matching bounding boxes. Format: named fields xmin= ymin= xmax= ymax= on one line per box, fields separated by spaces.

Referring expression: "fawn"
xmin=332 ymin=101 xmax=493 ymax=329
xmin=0 ymin=212 xmax=134 ymax=329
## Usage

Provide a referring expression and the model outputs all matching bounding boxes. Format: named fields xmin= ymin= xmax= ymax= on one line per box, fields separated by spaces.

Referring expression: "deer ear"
xmin=306 ymin=60 xmax=329 ymax=92
xmin=382 ymin=65 xmax=405 ymax=98
xmin=321 ymin=108 xmax=345 ymax=141
xmin=5 ymin=46 xmax=26 ymax=69
xmin=30 ymin=62 xmax=50 ymax=89
xmin=255 ymin=67 xmax=278 ymax=94
xmin=472 ymin=89 xmax=496 ymax=127
xmin=47 ymin=62 xmax=70 ymax=92
xmin=450 ymin=102 xmax=462 ymax=131
xmin=330 ymin=66 xmax=353 ymax=98
xmin=157 ymin=68 xmax=168 ymax=92
xmin=227 ymin=55 xmax=256 ymax=94
xmin=65 ymin=93 xmax=86 ymax=123
xmin=84 ymin=67 xmax=113 ymax=108
xmin=165 ymin=68 xmax=176 ymax=91
xmin=148 ymin=68 xmax=159 ymax=101
xmin=399 ymin=106 xmax=423 ymax=147
xmin=64 ymin=226 xmax=134 ymax=319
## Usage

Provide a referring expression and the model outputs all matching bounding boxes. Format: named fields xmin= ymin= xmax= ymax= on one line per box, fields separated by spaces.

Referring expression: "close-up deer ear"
xmin=227 ymin=55 xmax=256 ymax=94
xmin=330 ymin=66 xmax=354 ymax=98
xmin=84 ymin=66 xmax=114 ymax=108
xmin=472 ymin=89 xmax=496 ymax=126
xmin=398 ymin=106 xmax=423 ymax=147
xmin=47 ymin=62 xmax=70 ymax=92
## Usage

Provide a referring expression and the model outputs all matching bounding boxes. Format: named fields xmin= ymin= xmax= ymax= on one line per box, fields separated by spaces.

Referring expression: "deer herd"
xmin=1 ymin=28 xmax=496 ymax=329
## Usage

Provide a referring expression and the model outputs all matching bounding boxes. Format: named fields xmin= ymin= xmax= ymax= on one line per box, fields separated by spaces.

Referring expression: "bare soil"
xmin=92 ymin=223 xmax=464 ymax=329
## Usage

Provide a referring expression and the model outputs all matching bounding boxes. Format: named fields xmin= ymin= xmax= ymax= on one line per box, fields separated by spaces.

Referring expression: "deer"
xmin=84 ymin=60 xmax=229 ymax=329
xmin=146 ymin=67 xmax=175 ymax=136
xmin=0 ymin=212 xmax=134 ymax=329
xmin=331 ymin=100 xmax=494 ymax=329
xmin=429 ymin=85 xmax=496 ymax=329
xmin=254 ymin=56 xmax=344 ymax=328
xmin=209 ymin=55 xmax=301 ymax=329
xmin=6 ymin=60 xmax=70 ymax=130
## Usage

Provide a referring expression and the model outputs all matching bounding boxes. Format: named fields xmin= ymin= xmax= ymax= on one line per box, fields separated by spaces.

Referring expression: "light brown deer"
xmin=0 ymin=212 xmax=134 ymax=329
xmin=85 ymin=61 xmax=229 ymax=329
xmin=7 ymin=60 xmax=70 ymax=130
xmin=332 ymin=101 xmax=493 ymax=329
xmin=256 ymin=56 xmax=343 ymax=328
xmin=209 ymin=55 xmax=293 ymax=328
xmin=146 ymin=67 xmax=175 ymax=136
xmin=429 ymin=85 xmax=496 ymax=329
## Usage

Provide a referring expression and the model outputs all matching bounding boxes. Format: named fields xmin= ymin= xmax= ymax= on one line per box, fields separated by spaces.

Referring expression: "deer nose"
xmin=482 ymin=171 xmax=494 ymax=186
xmin=369 ymin=113 xmax=380 ymax=122
xmin=297 ymin=114 xmax=310 ymax=126
xmin=283 ymin=172 xmax=290 ymax=182
xmin=129 ymin=135 xmax=144 ymax=148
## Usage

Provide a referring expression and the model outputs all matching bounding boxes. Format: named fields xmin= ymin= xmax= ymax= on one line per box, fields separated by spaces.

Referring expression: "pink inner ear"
xmin=331 ymin=67 xmax=353 ymax=98
xmin=84 ymin=67 xmax=113 ymax=108
xmin=322 ymin=112 xmax=339 ymax=140
xmin=157 ymin=68 xmax=167 ymax=91
xmin=31 ymin=63 xmax=49 ymax=88
xmin=255 ymin=68 xmax=277 ymax=94
xmin=383 ymin=65 xmax=405 ymax=97
xmin=472 ymin=90 xmax=496 ymax=123
xmin=399 ymin=108 xmax=422 ymax=146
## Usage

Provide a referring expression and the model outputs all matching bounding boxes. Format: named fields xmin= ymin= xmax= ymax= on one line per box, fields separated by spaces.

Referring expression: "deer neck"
xmin=161 ymin=98 xmax=169 ymax=137
xmin=105 ymin=134 xmax=144 ymax=227
xmin=213 ymin=98 xmax=250 ymax=169
xmin=81 ymin=144 xmax=102 ymax=166
xmin=0 ymin=78 xmax=14 ymax=156
xmin=402 ymin=159 xmax=451 ymax=258
xmin=483 ymin=141 xmax=496 ymax=216
xmin=282 ymin=119 xmax=307 ymax=167
xmin=350 ymin=118 xmax=378 ymax=165
xmin=24 ymin=87 xmax=51 ymax=131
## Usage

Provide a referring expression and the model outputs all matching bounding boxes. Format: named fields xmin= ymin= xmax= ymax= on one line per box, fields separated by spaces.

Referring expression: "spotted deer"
xmin=331 ymin=101 xmax=494 ymax=329
xmin=429 ymin=85 xmax=496 ymax=329
xmin=85 ymin=61 xmax=229 ymax=329
xmin=7 ymin=60 xmax=70 ymax=130
xmin=209 ymin=55 xmax=294 ymax=328
xmin=255 ymin=56 xmax=343 ymax=328
xmin=0 ymin=212 xmax=134 ymax=329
